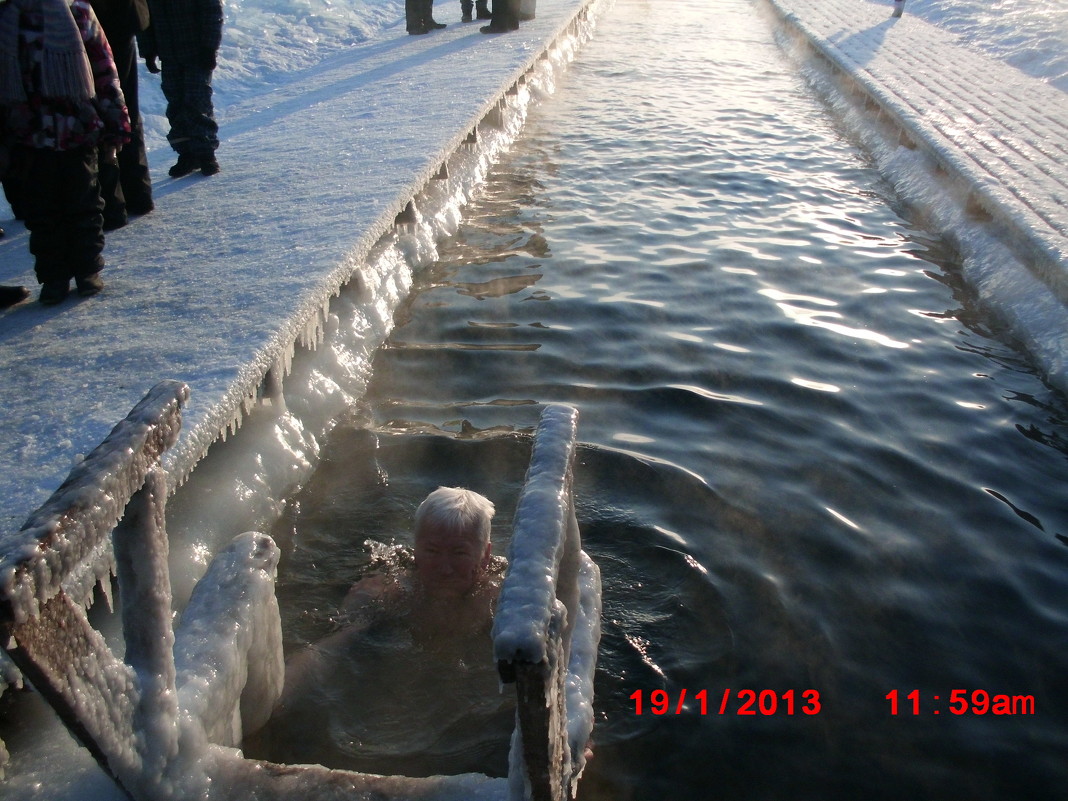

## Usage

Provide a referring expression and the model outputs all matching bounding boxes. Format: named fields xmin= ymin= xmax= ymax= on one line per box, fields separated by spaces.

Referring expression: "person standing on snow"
xmin=138 ymin=0 xmax=222 ymax=177
xmin=0 ymin=0 xmax=131 ymax=305
xmin=460 ymin=0 xmax=490 ymax=23
xmin=480 ymin=0 xmax=519 ymax=34
xmin=90 ymin=0 xmax=153 ymax=229
xmin=406 ymin=0 xmax=446 ymax=35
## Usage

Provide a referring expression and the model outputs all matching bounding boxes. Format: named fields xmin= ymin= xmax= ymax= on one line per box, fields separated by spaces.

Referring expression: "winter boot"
xmin=461 ymin=0 xmax=473 ymax=21
xmin=406 ymin=0 xmax=428 ymax=33
xmin=423 ymin=0 xmax=446 ymax=28
xmin=169 ymin=153 xmax=199 ymax=177
xmin=0 ymin=285 xmax=29 ymax=307
xmin=481 ymin=0 xmax=519 ymax=33
xmin=39 ymin=280 xmax=69 ymax=305
xmin=75 ymin=272 xmax=104 ymax=298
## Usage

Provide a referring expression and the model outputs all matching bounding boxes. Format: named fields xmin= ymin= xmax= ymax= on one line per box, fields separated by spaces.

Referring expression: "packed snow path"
xmin=0 ymin=0 xmax=598 ymax=542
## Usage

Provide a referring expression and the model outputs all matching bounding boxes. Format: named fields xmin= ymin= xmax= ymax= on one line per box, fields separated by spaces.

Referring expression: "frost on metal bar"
xmin=493 ymin=404 xmax=602 ymax=801
xmin=0 ymin=379 xmax=189 ymax=625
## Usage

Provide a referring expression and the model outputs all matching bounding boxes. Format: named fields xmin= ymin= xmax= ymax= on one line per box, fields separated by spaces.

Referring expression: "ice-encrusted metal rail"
xmin=0 ymin=386 xmax=600 ymax=801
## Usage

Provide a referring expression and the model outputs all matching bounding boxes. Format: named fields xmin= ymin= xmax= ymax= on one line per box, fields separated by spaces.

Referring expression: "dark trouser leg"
xmin=98 ymin=34 xmax=136 ymax=226
xmin=2 ymin=152 xmax=29 ymax=220
xmin=483 ymin=0 xmax=519 ymax=31
xmin=118 ymin=39 xmax=153 ymax=212
xmin=162 ymin=62 xmax=218 ymax=157
xmin=476 ymin=0 xmax=491 ymax=19
xmin=406 ymin=0 xmax=424 ymax=32
xmin=97 ymin=145 xmax=126 ymax=229
xmin=423 ymin=0 xmax=441 ymax=26
xmin=118 ymin=114 xmax=152 ymax=212
xmin=186 ymin=64 xmax=219 ymax=156
xmin=17 ymin=146 xmax=105 ymax=284
xmin=67 ymin=148 xmax=107 ymax=279
xmin=461 ymin=0 xmax=473 ymax=17
xmin=161 ymin=62 xmax=190 ymax=155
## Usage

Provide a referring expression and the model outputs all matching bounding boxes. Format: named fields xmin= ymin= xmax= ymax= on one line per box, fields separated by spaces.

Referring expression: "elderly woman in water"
xmin=247 ymin=487 xmax=514 ymax=775
xmin=339 ymin=486 xmax=507 ymax=640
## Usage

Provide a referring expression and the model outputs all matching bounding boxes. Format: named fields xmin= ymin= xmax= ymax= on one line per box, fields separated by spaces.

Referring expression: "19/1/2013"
xmin=630 ymin=688 xmax=822 ymax=716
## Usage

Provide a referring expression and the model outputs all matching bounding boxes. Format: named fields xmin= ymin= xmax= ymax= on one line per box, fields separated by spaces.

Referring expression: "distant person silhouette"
xmin=406 ymin=0 xmax=446 ymax=35
xmin=482 ymin=0 xmax=535 ymax=33
xmin=461 ymin=0 xmax=491 ymax=23
xmin=138 ymin=0 xmax=222 ymax=177
xmin=0 ymin=0 xmax=131 ymax=304
xmin=90 ymin=0 xmax=153 ymax=229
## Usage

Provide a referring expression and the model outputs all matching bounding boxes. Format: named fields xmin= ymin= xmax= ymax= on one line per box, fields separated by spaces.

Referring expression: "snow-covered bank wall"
xmin=760 ymin=0 xmax=1068 ymax=394
xmin=162 ymin=0 xmax=608 ymax=603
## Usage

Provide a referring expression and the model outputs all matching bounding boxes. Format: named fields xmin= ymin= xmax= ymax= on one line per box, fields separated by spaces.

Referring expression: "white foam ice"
xmin=564 ymin=551 xmax=601 ymax=783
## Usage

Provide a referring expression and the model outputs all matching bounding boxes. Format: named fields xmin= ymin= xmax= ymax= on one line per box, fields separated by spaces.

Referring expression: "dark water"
xmin=270 ymin=0 xmax=1068 ymax=797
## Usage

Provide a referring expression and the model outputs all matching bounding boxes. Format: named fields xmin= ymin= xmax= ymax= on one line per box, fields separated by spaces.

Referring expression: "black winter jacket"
xmin=90 ymin=0 xmax=150 ymax=38
xmin=138 ymin=0 xmax=222 ymax=66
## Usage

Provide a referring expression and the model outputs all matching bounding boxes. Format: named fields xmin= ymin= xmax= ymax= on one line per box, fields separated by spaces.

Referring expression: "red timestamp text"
xmin=886 ymin=689 xmax=1035 ymax=716
xmin=630 ymin=688 xmax=822 ymax=716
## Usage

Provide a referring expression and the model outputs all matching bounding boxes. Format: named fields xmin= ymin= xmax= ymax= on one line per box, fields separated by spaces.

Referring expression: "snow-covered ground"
xmin=133 ymin=0 xmax=1068 ymax=152
xmin=916 ymin=0 xmax=1068 ymax=92
xmin=142 ymin=0 xmax=409 ymax=150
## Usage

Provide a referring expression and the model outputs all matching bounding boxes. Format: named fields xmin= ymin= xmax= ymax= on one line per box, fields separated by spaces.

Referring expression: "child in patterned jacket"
xmin=0 ymin=0 xmax=131 ymax=305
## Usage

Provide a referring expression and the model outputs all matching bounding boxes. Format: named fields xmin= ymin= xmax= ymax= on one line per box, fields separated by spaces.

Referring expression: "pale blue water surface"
xmin=269 ymin=0 xmax=1068 ymax=797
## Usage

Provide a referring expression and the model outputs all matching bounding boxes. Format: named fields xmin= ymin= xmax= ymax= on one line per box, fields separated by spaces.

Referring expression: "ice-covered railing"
xmin=0 ymin=383 xmax=500 ymax=799
xmin=493 ymin=404 xmax=602 ymax=801
xmin=0 ymin=389 xmax=600 ymax=800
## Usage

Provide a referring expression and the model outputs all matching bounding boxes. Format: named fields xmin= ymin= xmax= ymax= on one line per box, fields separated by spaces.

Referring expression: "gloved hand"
xmin=145 ymin=55 xmax=160 ymax=73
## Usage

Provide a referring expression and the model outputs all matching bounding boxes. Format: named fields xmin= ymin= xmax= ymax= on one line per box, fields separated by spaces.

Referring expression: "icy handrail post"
xmin=0 ymin=381 xmax=188 ymax=792
xmin=0 ymin=379 xmax=189 ymax=624
xmin=113 ymin=467 xmax=183 ymax=794
xmin=173 ymin=530 xmax=285 ymax=750
xmin=493 ymin=404 xmax=600 ymax=801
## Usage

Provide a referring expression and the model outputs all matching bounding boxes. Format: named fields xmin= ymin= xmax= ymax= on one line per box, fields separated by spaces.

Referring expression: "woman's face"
xmin=414 ymin=524 xmax=491 ymax=599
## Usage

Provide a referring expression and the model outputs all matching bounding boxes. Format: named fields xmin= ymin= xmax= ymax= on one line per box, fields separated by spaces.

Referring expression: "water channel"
xmin=266 ymin=0 xmax=1068 ymax=797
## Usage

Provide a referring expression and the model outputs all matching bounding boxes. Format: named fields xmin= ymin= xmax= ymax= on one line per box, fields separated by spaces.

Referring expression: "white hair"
xmin=414 ymin=487 xmax=495 ymax=546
